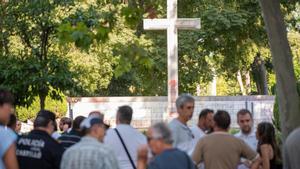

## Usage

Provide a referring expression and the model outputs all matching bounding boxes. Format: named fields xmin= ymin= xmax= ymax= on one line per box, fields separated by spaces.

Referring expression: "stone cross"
xmin=143 ymin=0 xmax=200 ymax=114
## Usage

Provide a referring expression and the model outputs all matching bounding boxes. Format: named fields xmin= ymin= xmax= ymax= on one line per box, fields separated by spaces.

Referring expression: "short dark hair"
xmin=237 ymin=109 xmax=253 ymax=119
xmin=199 ymin=109 xmax=214 ymax=119
xmin=60 ymin=117 xmax=72 ymax=127
xmin=214 ymin=110 xmax=231 ymax=130
xmin=7 ymin=113 xmax=17 ymax=128
xmin=117 ymin=105 xmax=133 ymax=124
xmin=34 ymin=110 xmax=56 ymax=128
xmin=72 ymin=116 xmax=85 ymax=130
xmin=0 ymin=89 xmax=14 ymax=106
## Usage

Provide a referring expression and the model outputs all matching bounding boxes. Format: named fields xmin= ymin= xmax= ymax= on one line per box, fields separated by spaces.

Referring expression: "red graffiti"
xmin=168 ymin=80 xmax=177 ymax=87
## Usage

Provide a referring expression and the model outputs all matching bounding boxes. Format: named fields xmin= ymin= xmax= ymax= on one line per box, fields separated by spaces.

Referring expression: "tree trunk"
xmin=0 ymin=0 xmax=7 ymax=55
xmin=237 ymin=70 xmax=246 ymax=95
xmin=39 ymin=93 xmax=46 ymax=110
xmin=245 ymin=71 xmax=251 ymax=94
xmin=259 ymin=0 xmax=300 ymax=139
xmin=196 ymin=84 xmax=201 ymax=96
xmin=210 ymin=68 xmax=217 ymax=96
xmin=261 ymin=62 xmax=268 ymax=95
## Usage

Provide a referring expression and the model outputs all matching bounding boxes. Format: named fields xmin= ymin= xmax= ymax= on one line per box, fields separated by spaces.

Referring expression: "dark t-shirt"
xmin=58 ymin=129 xmax=81 ymax=149
xmin=16 ymin=130 xmax=64 ymax=169
xmin=148 ymin=148 xmax=195 ymax=169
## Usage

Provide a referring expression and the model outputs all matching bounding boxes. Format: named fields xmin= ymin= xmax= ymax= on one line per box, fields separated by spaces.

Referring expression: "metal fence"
xmin=68 ymin=96 xmax=275 ymax=129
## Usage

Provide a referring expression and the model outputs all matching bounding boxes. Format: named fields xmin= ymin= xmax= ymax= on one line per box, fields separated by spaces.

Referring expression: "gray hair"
xmin=151 ymin=122 xmax=173 ymax=144
xmin=176 ymin=93 xmax=195 ymax=109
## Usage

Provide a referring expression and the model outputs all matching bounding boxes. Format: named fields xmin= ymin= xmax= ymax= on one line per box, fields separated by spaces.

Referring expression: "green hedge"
xmin=16 ymin=96 xmax=67 ymax=122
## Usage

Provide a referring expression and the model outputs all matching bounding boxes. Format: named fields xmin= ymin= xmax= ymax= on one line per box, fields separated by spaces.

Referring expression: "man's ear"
xmin=47 ymin=121 xmax=54 ymax=131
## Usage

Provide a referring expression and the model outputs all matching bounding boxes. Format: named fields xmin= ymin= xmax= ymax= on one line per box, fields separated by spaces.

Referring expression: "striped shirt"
xmin=58 ymin=130 xmax=81 ymax=149
xmin=60 ymin=136 xmax=119 ymax=169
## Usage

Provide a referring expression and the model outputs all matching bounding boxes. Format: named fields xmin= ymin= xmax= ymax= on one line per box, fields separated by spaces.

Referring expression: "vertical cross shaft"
xmin=167 ymin=0 xmax=178 ymax=114
xmin=143 ymin=0 xmax=200 ymax=116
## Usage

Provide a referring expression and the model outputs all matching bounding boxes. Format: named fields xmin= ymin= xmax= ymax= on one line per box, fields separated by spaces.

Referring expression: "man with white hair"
xmin=169 ymin=94 xmax=195 ymax=155
xmin=137 ymin=122 xmax=195 ymax=169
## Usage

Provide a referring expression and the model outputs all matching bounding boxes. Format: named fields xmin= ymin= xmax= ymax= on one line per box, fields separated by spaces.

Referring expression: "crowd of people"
xmin=1 ymin=89 xmax=300 ymax=169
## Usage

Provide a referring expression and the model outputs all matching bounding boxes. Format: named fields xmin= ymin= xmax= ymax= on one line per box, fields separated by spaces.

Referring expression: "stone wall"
xmin=69 ymin=96 xmax=275 ymax=129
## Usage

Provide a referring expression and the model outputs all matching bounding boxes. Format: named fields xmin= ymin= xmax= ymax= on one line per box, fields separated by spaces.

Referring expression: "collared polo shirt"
xmin=61 ymin=136 xmax=119 ymax=169
xmin=169 ymin=119 xmax=194 ymax=155
xmin=235 ymin=130 xmax=258 ymax=151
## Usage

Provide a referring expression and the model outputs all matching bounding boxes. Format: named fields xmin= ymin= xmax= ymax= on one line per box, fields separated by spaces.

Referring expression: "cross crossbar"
xmin=143 ymin=19 xmax=201 ymax=30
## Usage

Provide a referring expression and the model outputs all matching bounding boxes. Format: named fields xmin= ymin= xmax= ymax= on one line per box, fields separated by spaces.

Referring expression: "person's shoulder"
xmin=134 ymin=130 xmax=147 ymax=142
xmin=59 ymin=133 xmax=80 ymax=140
xmin=229 ymin=134 xmax=246 ymax=142
xmin=96 ymin=144 xmax=116 ymax=157
xmin=286 ymin=127 xmax=300 ymax=144
xmin=168 ymin=119 xmax=180 ymax=129
xmin=234 ymin=131 xmax=242 ymax=137
xmin=103 ymin=128 xmax=116 ymax=142
xmin=207 ymin=132 xmax=238 ymax=141
xmin=61 ymin=143 xmax=79 ymax=157
xmin=0 ymin=126 xmax=17 ymax=139
xmin=0 ymin=126 xmax=17 ymax=151
xmin=44 ymin=134 xmax=64 ymax=151
xmin=159 ymin=148 xmax=185 ymax=158
xmin=189 ymin=125 xmax=198 ymax=132
xmin=169 ymin=119 xmax=177 ymax=125
xmin=172 ymin=148 xmax=188 ymax=155
xmin=105 ymin=128 xmax=116 ymax=136
xmin=101 ymin=143 xmax=114 ymax=152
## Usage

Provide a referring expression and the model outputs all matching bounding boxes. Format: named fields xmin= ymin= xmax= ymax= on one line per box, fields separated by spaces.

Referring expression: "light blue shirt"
xmin=169 ymin=119 xmax=194 ymax=155
xmin=0 ymin=125 xmax=17 ymax=169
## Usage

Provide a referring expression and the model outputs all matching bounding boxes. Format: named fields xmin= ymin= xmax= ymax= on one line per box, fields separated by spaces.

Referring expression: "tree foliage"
xmin=1 ymin=0 xmax=300 ymax=120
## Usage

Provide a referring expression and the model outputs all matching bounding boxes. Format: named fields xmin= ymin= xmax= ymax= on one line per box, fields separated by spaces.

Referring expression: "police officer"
xmin=16 ymin=110 xmax=64 ymax=169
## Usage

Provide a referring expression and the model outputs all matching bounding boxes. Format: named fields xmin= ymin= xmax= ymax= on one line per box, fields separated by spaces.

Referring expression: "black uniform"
xmin=16 ymin=130 xmax=64 ymax=169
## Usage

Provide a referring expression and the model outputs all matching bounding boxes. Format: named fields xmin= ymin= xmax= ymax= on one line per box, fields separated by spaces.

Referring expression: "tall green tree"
xmin=0 ymin=0 xmax=117 ymax=109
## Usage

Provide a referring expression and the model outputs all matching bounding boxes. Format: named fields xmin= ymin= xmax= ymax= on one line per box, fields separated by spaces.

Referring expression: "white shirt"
xmin=235 ymin=129 xmax=258 ymax=169
xmin=190 ymin=125 xmax=206 ymax=141
xmin=190 ymin=125 xmax=206 ymax=169
xmin=51 ymin=131 xmax=61 ymax=140
xmin=104 ymin=124 xmax=147 ymax=169
xmin=235 ymin=130 xmax=258 ymax=151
